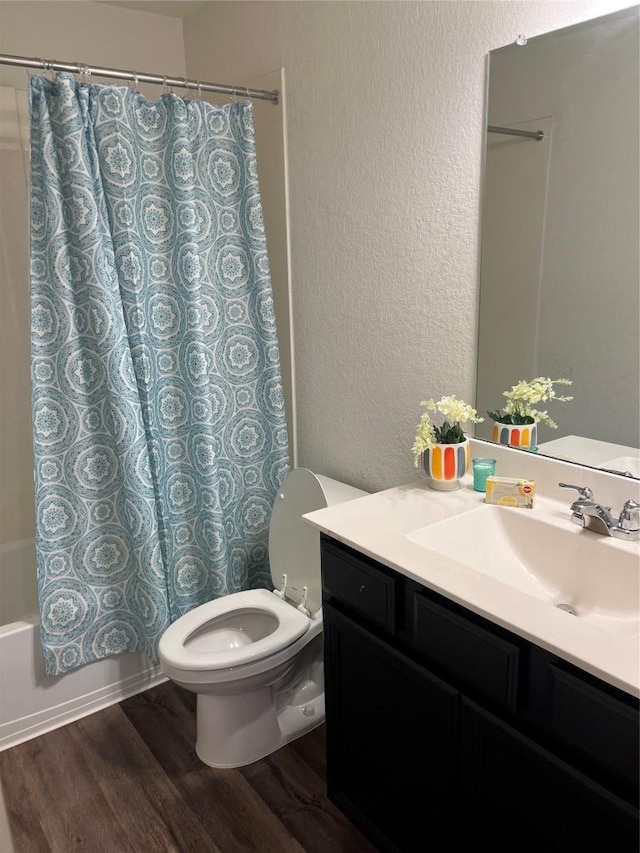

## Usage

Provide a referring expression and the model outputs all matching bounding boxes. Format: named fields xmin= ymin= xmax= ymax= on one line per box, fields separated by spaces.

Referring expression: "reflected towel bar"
xmin=488 ymin=125 xmax=544 ymax=141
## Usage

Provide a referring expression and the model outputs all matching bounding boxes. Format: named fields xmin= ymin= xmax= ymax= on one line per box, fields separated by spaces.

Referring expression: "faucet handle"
xmin=618 ymin=499 xmax=640 ymax=531
xmin=559 ymin=483 xmax=593 ymax=501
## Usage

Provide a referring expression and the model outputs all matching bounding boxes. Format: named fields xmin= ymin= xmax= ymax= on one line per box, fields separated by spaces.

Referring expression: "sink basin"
xmin=407 ymin=505 xmax=640 ymax=638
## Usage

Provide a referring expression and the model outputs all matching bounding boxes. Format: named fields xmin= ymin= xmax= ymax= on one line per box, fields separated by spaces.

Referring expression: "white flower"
xmin=423 ymin=396 xmax=484 ymax=426
xmin=412 ymin=412 xmax=436 ymax=465
xmin=492 ymin=377 xmax=573 ymax=427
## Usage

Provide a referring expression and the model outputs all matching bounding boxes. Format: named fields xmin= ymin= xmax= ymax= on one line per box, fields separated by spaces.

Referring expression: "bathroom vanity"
xmin=321 ymin=534 xmax=637 ymax=852
xmin=304 ymin=447 xmax=640 ymax=853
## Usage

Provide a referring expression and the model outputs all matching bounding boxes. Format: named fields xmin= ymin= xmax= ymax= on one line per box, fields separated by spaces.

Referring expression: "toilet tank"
xmin=268 ymin=468 xmax=368 ymax=615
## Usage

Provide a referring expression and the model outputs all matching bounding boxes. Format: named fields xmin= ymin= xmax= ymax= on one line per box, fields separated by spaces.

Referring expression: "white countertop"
xmin=304 ymin=473 xmax=640 ymax=698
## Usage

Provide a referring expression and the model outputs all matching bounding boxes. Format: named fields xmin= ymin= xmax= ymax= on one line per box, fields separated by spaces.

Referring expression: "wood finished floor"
xmin=0 ymin=682 xmax=378 ymax=853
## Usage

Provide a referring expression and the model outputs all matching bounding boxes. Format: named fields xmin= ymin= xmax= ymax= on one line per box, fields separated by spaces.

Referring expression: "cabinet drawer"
xmin=321 ymin=538 xmax=396 ymax=633
xmin=549 ymin=663 xmax=639 ymax=790
xmin=413 ymin=592 xmax=520 ymax=711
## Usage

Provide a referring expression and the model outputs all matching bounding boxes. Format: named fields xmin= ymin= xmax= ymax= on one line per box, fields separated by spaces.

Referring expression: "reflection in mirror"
xmin=475 ymin=5 xmax=640 ymax=479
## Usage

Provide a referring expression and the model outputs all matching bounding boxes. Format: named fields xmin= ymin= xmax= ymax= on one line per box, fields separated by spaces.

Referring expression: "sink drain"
xmin=556 ymin=603 xmax=576 ymax=616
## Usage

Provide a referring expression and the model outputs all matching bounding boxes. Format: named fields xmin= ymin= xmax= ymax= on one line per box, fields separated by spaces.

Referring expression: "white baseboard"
xmin=0 ymin=666 xmax=168 ymax=752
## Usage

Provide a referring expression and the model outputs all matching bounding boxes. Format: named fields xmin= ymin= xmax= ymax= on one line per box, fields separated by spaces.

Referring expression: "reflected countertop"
xmin=537 ymin=435 xmax=640 ymax=477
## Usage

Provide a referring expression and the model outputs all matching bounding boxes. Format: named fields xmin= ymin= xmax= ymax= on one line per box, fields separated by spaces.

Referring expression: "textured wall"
xmin=184 ymin=0 xmax=633 ymax=492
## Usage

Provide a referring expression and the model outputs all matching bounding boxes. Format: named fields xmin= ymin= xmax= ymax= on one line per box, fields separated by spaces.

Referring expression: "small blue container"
xmin=472 ymin=457 xmax=497 ymax=492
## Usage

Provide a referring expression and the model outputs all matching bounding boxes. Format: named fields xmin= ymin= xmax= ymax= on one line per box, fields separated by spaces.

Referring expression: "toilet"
xmin=158 ymin=467 xmax=368 ymax=769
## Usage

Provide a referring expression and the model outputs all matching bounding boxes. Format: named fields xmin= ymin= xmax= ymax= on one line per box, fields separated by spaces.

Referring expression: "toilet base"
xmin=195 ymin=688 xmax=324 ymax=769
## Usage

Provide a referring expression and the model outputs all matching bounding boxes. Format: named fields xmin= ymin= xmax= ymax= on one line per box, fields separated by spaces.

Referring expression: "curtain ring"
xmin=231 ymin=86 xmax=237 ymax=104
xmin=162 ymin=75 xmax=168 ymax=94
xmin=131 ymin=71 xmax=139 ymax=92
xmin=197 ymin=81 xmax=202 ymax=100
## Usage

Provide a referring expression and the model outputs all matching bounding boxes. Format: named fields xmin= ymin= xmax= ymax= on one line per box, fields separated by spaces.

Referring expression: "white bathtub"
xmin=0 ymin=539 xmax=166 ymax=751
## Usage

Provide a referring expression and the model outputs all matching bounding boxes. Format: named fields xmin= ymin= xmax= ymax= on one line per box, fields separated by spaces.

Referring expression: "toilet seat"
xmin=158 ymin=588 xmax=310 ymax=673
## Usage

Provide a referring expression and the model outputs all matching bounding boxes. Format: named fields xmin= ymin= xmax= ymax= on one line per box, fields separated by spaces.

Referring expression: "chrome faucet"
xmin=559 ymin=483 xmax=640 ymax=541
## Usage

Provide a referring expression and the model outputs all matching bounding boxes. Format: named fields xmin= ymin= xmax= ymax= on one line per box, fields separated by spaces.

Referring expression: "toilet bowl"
xmin=158 ymin=467 xmax=367 ymax=768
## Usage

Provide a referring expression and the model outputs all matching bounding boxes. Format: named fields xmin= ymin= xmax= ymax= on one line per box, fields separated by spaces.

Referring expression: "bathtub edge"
xmin=0 ymin=662 xmax=168 ymax=752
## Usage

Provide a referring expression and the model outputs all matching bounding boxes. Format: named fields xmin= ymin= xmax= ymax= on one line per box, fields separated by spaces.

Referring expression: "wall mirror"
xmin=475 ymin=5 xmax=639 ymax=479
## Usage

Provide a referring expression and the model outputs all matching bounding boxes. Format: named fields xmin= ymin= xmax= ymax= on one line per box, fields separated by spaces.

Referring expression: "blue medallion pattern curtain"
xmin=29 ymin=73 xmax=289 ymax=676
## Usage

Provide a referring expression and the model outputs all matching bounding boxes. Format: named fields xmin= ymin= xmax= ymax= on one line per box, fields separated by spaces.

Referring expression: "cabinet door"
xmin=323 ymin=601 xmax=459 ymax=853
xmin=459 ymin=697 xmax=639 ymax=852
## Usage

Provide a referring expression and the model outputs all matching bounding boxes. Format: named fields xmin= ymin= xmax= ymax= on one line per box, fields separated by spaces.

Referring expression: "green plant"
xmin=412 ymin=396 xmax=483 ymax=467
xmin=488 ymin=377 xmax=573 ymax=428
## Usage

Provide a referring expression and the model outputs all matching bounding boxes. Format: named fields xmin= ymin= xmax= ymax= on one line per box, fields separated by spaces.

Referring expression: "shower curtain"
xmin=29 ymin=73 xmax=289 ymax=676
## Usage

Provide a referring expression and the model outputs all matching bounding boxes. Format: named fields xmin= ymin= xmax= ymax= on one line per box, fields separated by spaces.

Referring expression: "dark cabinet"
xmin=413 ymin=587 xmax=520 ymax=711
xmin=321 ymin=534 xmax=640 ymax=853
xmin=459 ymin=698 xmax=639 ymax=852
xmin=324 ymin=602 xmax=459 ymax=853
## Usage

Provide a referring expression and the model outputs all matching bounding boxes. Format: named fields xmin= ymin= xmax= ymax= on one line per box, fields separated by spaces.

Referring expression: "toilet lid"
xmin=269 ymin=468 xmax=328 ymax=614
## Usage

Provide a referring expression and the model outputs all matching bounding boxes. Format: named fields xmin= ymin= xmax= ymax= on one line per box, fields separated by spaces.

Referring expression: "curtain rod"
xmin=0 ymin=53 xmax=279 ymax=104
xmin=488 ymin=125 xmax=544 ymax=141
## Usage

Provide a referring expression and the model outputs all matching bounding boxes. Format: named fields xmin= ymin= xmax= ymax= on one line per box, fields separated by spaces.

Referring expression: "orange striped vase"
xmin=491 ymin=420 xmax=538 ymax=450
xmin=422 ymin=439 xmax=470 ymax=491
